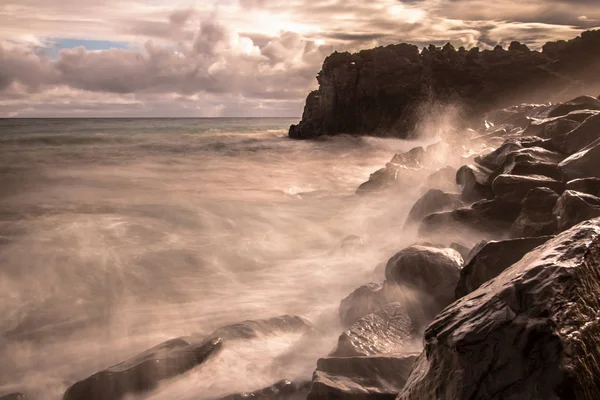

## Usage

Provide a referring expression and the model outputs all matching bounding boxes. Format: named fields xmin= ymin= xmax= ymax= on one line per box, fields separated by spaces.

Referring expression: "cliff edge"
xmin=289 ymin=30 xmax=600 ymax=139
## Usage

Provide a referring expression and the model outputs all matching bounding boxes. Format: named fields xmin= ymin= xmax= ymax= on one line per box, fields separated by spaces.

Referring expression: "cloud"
xmin=1 ymin=0 xmax=599 ymax=116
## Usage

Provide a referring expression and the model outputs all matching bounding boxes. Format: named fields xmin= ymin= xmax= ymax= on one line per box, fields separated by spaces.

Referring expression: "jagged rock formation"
xmin=289 ymin=30 xmax=600 ymax=139
xmin=399 ymin=219 xmax=600 ymax=399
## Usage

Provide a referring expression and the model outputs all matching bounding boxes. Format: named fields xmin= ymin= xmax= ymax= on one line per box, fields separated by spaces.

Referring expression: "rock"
xmin=524 ymin=116 xmax=580 ymax=139
xmin=501 ymin=159 xmax=563 ymax=181
xmin=456 ymin=164 xmax=493 ymax=201
xmin=63 ymin=315 xmax=313 ymax=400
xmin=559 ymin=138 xmax=600 ymax=180
xmin=290 ymin=30 xmax=600 ymax=139
xmin=455 ymin=236 xmax=553 ymax=298
xmin=545 ymin=95 xmax=600 ymax=119
xmin=449 ymin=242 xmax=471 ymax=260
xmin=307 ymin=354 xmax=418 ymax=400
xmin=491 ymin=174 xmax=565 ymax=204
xmin=338 ymin=283 xmax=386 ymax=327
xmin=510 ymin=187 xmax=559 ymax=237
xmin=552 ymin=112 xmax=600 ymax=154
xmin=390 ymin=147 xmax=425 ymax=167
xmin=553 ymin=190 xmax=600 ymax=231
xmin=384 ymin=245 xmax=462 ymax=326
xmin=404 ymin=189 xmax=463 ymax=226
xmin=398 ymin=218 xmax=600 ymax=400
xmin=330 ymin=303 xmax=415 ymax=357
xmin=220 ymin=380 xmax=310 ymax=400
xmin=0 ymin=394 xmax=27 ymax=400
xmin=63 ymin=337 xmax=223 ymax=400
xmin=475 ymin=141 xmax=524 ymax=170
xmin=419 ymin=199 xmax=520 ymax=244
xmin=566 ymin=177 xmax=600 ymax=196
xmin=424 ymin=166 xmax=459 ymax=192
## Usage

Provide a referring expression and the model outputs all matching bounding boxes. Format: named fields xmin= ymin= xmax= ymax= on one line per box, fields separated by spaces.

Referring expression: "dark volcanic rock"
xmin=0 ymin=394 xmax=27 ymax=400
xmin=399 ymin=218 xmax=600 ymax=400
xmin=492 ymin=174 xmax=565 ymax=204
xmin=420 ymin=198 xmax=521 ymax=243
xmin=510 ymin=187 xmax=559 ymax=237
xmin=404 ymin=189 xmax=463 ymax=226
xmin=559 ymin=138 xmax=600 ymax=180
xmin=63 ymin=315 xmax=313 ymax=400
xmin=220 ymin=380 xmax=310 ymax=400
xmin=384 ymin=245 xmax=462 ymax=326
xmin=456 ymin=164 xmax=493 ymax=201
xmin=455 ymin=236 xmax=553 ymax=298
xmin=330 ymin=303 xmax=415 ymax=357
xmin=338 ymin=283 xmax=386 ymax=327
xmin=63 ymin=337 xmax=223 ymax=400
xmin=566 ymin=178 xmax=600 ymax=197
xmin=552 ymin=113 xmax=600 ymax=154
xmin=553 ymin=190 xmax=600 ymax=231
xmin=290 ymin=30 xmax=600 ymax=139
xmin=308 ymin=353 xmax=418 ymax=400
xmin=424 ymin=166 xmax=458 ymax=192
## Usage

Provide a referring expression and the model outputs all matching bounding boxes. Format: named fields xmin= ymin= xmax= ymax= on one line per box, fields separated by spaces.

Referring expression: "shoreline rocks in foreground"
xmin=399 ymin=218 xmax=600 ymax=399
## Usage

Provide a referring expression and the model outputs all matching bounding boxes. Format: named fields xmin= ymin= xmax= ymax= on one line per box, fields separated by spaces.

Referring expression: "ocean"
xmin=0 ymin=118 xmax=426 ymax=399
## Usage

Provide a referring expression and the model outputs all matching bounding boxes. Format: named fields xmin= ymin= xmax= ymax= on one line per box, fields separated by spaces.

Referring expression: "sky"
xmin=1 ymin=0 xmax=599 ymax=117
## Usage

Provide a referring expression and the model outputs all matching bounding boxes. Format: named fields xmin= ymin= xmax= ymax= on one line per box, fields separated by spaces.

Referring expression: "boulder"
xmin=524 ymin=117 xmax=580 ymax=139
xmin=390 ymin=147 xmax=425 ymax=167
xmin=501 ymin=159 xmax=563 ymax=181
xmin=455 ymin=236 xmax=553 ymax=298
xmin=424 ymin=166 xmax=459 ymax=192
xmin=492 ymin=174 xmax=565 ymax=204
xmin=559 ymin=138 xmax=600 ymax=180
xmin=330 ymin=303 xmax=415 ymax=357
xmin=63 ymin=337 xmax=223 ymax=400
xmin=307 ymin=354 xmax=418 ymax=400
xmin=475 ymin=141 xmax=524 ymax=171
xmin=384 ymin=245 xmax=462 ymax=326
xmin=553 ymin=190 xmax=600 ymax=231
xmin=456 ymin=164 xmax=493 ymax=201
xmin=63 ymin=315 xmax=313 ymax=400
xmin=220 ymin=380 xmax=310 ymax=400
xmin=404 ymin=189 xmax=463 ymax=226
xmin=338 ymin=283 xmax=386 ymax=327
xmin=398 ymin=218 xmax=600 ymax=400
xmin=419 ymin=199 xmax=520 ymax=244
xmin=566 ymin=177 xmax=600 ymax=196
xmin=510 ymin=187 xmax=559 ymax=237
xmin=552 ymin=113 xmax=600 ymax=154
xmin=545 ymin=95 xmax=600 ymax=118
xmin=0 ymin=395 xmax=27 ymax=400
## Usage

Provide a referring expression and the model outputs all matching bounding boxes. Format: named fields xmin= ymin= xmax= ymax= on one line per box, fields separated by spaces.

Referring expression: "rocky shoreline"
xmin=4 ymin=36 xmax=600 ymax=400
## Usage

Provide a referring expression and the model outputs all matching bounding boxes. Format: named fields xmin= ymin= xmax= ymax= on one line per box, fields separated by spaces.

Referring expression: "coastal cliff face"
xmin=289 ymin=30 xmax=600 ymax=139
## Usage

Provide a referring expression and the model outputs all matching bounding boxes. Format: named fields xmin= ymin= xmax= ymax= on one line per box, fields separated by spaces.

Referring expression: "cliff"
xmin=289 ymin=30 xmax=600 ymax=139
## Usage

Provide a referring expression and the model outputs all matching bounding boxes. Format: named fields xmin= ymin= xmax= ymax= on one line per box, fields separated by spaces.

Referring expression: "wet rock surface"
xmin=404 ymin=189 xmax=463 ymax=226
xmin=553 ymin=190 xmax=600 ymax=231
xmin=455 ymin=235 xmax=553 ymax=298
xmin=0 ymin=394 xmax=27 ymax=400
xmin=566 ymin=177 xmax=600 ymax=197
xmin=510 ymin=187 xmax=559 ymax=237
xmin=308 ymin=354 xmax=418 ymax=400
xmin=491 ymin=174 xmax=564 ymax=204
xmin=63 ymin=337 xmax=223 ymax=400
xmin=338 ymin=283 xmax=387 ymax=327
xmin=559 ymin=138 xmax=600 ymax=180
xmin=63 ymin=315 xmax=314 ymax=400
xmin=330 ymin=303 xmax=415 ymax=357
xmin=399 ymin=219 xmax=600 ymax=400
xmin=385 ymin=245 xmax=462 ymax=326
xmin=219 ymin=380 xmax=310 ymax=400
